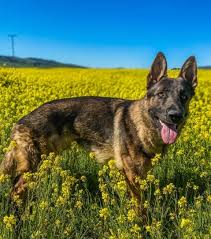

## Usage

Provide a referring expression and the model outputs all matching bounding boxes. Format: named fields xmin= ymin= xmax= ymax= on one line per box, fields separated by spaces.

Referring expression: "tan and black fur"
xmin=0 ymin=52 xmax=197 ymax=201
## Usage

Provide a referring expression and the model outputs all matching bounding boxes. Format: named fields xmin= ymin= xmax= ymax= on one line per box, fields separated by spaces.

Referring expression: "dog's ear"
xmin=147 ymin=52 xmax=167 ymax=90
xmin=179 ymin=56 xmax=197 ymax=89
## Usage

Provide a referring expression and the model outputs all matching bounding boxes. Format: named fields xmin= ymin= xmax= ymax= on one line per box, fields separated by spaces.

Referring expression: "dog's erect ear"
xmin=179 ymin=56 xmax=197 ymax=89
xmin=147 ymin=52 xmax=167 ymax=90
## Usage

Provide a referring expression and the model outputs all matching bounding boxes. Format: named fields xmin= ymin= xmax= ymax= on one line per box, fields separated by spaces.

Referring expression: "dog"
xmin=0 ymin=52 xmax=197 ymax=201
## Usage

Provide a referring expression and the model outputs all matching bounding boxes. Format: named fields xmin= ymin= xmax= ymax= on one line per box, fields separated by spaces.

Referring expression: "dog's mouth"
xmin=150 ymin=110 xmax=181 ymax=145
xmin=158 ymin=120 xmax=178 ymax=144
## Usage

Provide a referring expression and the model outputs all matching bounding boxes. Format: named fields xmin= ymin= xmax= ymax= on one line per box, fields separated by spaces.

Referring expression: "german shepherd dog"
xmin=0 ymin=52 xmax=197 ymax=202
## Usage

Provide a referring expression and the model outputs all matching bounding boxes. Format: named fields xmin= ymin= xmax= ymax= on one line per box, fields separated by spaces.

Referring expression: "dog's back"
xmin=0 ymin=96 xmax=129 ymax=178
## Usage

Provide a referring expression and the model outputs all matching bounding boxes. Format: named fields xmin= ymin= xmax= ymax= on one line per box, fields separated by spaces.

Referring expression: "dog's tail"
xmin=0 ymin=149 xmax=17 ymax=177
xmin=0 ymin=124 xmax=41 ymax=198
xmin=0 ymin=124 xmax=40 ymax=179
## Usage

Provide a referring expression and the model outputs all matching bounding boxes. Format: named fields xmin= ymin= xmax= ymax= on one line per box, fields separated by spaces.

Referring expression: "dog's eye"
xmin=157 ymin=92 xmax=165 ymax=98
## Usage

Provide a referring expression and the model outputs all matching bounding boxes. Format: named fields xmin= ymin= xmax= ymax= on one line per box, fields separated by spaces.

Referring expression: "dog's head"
xmin=146 ymin=52 xmax=197 ymax=145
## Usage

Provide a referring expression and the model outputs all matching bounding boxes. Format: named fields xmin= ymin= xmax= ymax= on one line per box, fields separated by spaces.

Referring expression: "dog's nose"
xmin=168 ymin=110 xmax=183 ymax=124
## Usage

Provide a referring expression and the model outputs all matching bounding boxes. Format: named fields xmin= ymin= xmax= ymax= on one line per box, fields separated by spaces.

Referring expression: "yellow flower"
xmin=60 ymin=170 xmax=68 ymax=178
xmin=207 ymin=195 xmax=211 ymax=203
xmin=117 ymin=215 xmax=126 ymax=224
xmin=12 ymin=194 xmax=22 ymax=207
xmin=144 ymin=200 xmax=150 ymax=209
xmin=39 ymin=159 xmax=52 ymax=171
xmin=127 ymin=209 xmax=137 ymax=222
xmin=155 ymin=221 xmax=161 ymax=230
xmin=39 ymin=200 xmax=49 ymax=210
xmin=180 ymin=218 xmax=191 ymax=228
xmin=163 ymin=183 xmax=175 ymax=195
xmin=116 ymin=180 xmax=127 ymax=195
xmin=130 ymin=197 xmax=139 ymax=207
xmin=130 ymin=224 xmax=141 ymax=234
xmin=101 ymin=191 xmax=110 ymax=204
xmin=178 ymin=196 xmax=187 ymax=208
xmin=98 ymin=169 xmax=103 ymax=177
xmin=102 ymin=165 xmax=109 ymax=173
xmin=75 ymin=200 xmax=83 ymax=209
xmin=89 ymin=152 xmax=95 ymax=159
xmin=151 ymin=154 xmax=161 ymax=166
xmin=99 ymin=208 xmax=110 ymax=220
xmin=200 ymin=171 xmax=208 ymax=178
xmin=154 ymin=179 xmax=160 ymax=186
xmin=176 ymin=149 xmax=184 ymax=156
xmin=0 ymin=174 xmax=10 ymax=183
xmin=56 ymin=196 xmax=66 ymax=207
xmin=6 ymin=140 xmax=17 ymax=152
xmin=64 ymin=226 xmax=72 ymax=236
xmin=154 ymin=188 xmax=161 ymax=197
xmin=23 ymin=171 xmax=34 ymax=182
xmin=80 ymin=175 xmax=87 ymax=182
xmin=28 ymin=181 xmax=36 ymax=189
xmin=145 ymin=225 xmax=151 ymax=232
xmin=109 ymin=236 xmax=116 ymax=239
xmin=146 ymin=174 xmax=155 ymax=183
xmin=108 ymin=159 xmax=116 ymax=169
xmin=139 ymin=179 xmax=148 ymax=191
xmin=3 ymin=214 xmax=16 ymax=231
xmin=31 ymin=230 xmax=42 ymax=238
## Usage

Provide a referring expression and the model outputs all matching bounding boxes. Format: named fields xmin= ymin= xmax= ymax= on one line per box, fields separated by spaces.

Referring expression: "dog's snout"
xmin=167 ymin=109 xmax=183 ymax=124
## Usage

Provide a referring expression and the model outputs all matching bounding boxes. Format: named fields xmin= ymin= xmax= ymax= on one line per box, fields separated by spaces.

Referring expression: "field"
xmin=0 ymin=68 xmax=210 ymax=239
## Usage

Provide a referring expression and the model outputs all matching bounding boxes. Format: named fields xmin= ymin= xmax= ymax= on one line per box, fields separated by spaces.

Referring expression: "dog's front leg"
xmin=121 ymin=155 xmax=141 ymax=201
xmin=121 ymin=153 xmax=152 ymax=221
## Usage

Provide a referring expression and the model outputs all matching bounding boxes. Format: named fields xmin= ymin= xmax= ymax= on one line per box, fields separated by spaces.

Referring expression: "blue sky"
xmin=0 ymin=0 xmax=210 ymax=68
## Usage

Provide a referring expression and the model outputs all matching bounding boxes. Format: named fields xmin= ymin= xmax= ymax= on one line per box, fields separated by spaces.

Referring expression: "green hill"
xmin=0 ymin=55 xmax=87 ymax=68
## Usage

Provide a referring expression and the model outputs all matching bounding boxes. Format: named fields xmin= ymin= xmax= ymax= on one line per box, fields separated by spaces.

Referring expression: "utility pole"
xmin=8 ymin=34 xmax=17 ymax=57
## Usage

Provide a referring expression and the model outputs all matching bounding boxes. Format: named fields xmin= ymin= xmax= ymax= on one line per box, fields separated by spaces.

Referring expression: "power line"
xmin=8 ymin=34 xmax=17 ymax=57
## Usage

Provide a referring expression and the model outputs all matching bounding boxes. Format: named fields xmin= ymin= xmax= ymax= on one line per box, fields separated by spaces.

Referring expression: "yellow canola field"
xmin=0 ymin=68 xmax=210 ymax=239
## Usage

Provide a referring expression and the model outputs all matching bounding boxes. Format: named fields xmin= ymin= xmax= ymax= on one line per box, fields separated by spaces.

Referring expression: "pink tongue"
xmin=160 ymin=121 xmax=178 ymax=144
